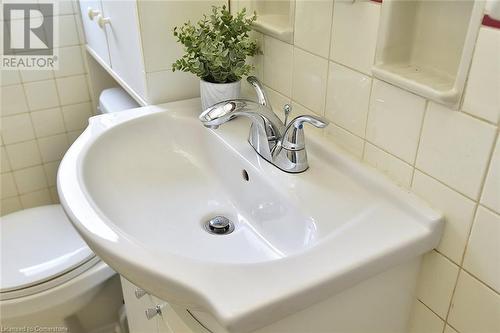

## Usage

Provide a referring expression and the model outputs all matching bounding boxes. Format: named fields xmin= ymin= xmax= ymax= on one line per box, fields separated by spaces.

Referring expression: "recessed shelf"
xmin=231 ymin=0 xmax=295 ymax=43
xmin=373 ymin=0 xmax=485 ymax=108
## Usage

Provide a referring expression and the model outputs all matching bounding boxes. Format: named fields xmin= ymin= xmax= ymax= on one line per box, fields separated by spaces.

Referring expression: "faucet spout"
xmin=247 ymin=76 xmax=270 ymax=107
xmin=199 ymin=100 xmax=285 ymax=160
xmin=199 ymin=77 xmax=327 ymax=173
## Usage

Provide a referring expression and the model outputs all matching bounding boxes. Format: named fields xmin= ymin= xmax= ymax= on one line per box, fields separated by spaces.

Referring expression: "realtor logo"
xmin=2 ymin=1 xmax=58 ymax=69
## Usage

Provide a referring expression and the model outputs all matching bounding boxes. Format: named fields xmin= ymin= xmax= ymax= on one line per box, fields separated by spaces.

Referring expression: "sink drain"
xmin=204 ymin=216 xmax=235 ymax=235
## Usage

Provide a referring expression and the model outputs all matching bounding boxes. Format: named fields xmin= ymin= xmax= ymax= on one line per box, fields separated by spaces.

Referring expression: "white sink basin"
xmin=58 ymin=98 xmax=443 ymax=332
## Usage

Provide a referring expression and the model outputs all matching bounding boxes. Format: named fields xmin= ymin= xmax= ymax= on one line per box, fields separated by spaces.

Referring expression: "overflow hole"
xmin=242 ymin=169 xmax=249 ymax=181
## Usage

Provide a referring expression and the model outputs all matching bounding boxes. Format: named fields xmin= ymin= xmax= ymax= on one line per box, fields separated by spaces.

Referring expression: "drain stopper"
xmin=205 ymin=216 xmax=234 ymax=235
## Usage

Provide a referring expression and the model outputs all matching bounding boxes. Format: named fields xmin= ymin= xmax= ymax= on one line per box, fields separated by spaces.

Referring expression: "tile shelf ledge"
xmin=373 ymin=0 xmax=486 ymax=108
xmin=252 ymin=14 xmax=293 ymax=44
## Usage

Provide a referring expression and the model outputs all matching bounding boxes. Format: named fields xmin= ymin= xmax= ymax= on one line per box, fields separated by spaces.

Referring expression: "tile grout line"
xmin=410 ymin=100 xmax=429 ymax=188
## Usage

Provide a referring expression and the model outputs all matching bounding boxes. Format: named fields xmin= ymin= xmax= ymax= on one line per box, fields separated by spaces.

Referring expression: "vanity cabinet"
xmin=121 ymin=277 xmax=208 ymax=333
xmin=78 ymin=0 xmax=147 ymax=104
xmin=79 ymin=0 xmax=110 ymax=66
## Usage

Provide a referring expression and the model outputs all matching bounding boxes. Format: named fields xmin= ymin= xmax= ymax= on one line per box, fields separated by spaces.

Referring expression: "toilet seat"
xmin=0 ymin=205 xmax=97 ymax=301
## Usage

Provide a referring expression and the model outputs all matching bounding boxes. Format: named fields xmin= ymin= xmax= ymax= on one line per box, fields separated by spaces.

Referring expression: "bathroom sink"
xmin=58 ymin=98 xmax=443 ymax=333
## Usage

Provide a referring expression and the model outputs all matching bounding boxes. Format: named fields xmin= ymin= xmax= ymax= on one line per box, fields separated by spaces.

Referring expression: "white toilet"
xmin=0 ymin=87 xmax=139 ymax=330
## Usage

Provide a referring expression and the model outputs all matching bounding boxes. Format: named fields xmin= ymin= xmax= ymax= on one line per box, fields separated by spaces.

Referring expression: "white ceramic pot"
xmin=200 ymin=79 xmax=241 ymax=111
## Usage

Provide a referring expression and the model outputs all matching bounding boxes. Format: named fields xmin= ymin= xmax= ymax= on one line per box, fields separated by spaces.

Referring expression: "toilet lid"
xmin=0 ymin=205 xmax=95 ymax=292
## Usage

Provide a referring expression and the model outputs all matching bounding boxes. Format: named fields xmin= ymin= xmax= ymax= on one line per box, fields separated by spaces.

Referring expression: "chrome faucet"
xmin=199 ymin=76 xmax=328 ymax=173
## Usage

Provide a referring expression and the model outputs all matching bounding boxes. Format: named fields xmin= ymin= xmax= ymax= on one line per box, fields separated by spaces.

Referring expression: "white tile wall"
xmin=448 ymin=271 xmax=500 ymax=333
xmin=408 ymin=300 xmax=445 ymax=333
xmin=292 ymin=47 xmax=329 ymax=114
xmin=325 ymin=62 xmax=371 ymax=137
xmin=248 ymin=1 xmax=500 ymax=331
xmin=416 ymin=102 xmax=496 ymax=200
xmin=416 ymin=250 xmax=459 ymax=318
xmin=263 ymin=36 xmax=294 ymax=97
xmin=1 ymin=0 xmax=93 ymax=216
xmin=330 ymin=1 xmax=380 ymax=75
xmin=481 ymin=137 xmax=500 ymax=214
xmin=462 ymin=27 xmax=500 ymax=125
xmin=294 ymin=0 xmax=334 ymax=58
xmin=463 ymin=207 xmax=500 ymax=293
xmin=363 ymin=142 xmax=413 ymax=188
xmin=366 ymin=79 xmax=426 ymax=164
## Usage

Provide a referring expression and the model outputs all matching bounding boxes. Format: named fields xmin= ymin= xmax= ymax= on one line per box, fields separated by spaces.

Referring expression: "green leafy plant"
xmin=172 ymin=5 xmax=259 ymax=84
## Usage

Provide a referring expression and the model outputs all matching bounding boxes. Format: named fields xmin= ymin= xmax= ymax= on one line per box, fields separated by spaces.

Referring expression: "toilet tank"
xmin=98 ymin=87 xmax=139 ymax=114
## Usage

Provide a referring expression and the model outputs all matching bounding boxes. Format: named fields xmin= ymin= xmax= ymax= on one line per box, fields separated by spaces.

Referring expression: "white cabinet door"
xmin=79 ymin=0 xmax=110 ymax=66
xmin=121 ymin=277 xmax=158 ymax=333
xmin=100 ymin=0 xmax=147 ymax=100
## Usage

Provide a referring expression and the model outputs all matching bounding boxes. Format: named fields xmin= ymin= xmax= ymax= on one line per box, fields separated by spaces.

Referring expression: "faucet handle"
xmin=283 ymin=104 xmax=292 ymax=126
xmin=281 ymin=115 xmax=328 ymax=150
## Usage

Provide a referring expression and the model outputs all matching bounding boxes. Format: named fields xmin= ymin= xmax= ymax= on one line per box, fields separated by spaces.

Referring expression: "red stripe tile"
xmin=482 ymin=15 xmax=500 ymax=29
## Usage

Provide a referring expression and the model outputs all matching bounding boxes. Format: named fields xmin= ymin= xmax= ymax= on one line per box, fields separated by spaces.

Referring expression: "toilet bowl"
xmin=0 ymin=205 xmax=117 ymax=327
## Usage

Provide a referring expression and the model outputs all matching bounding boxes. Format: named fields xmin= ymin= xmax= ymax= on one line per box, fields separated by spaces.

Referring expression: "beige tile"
xmin=417 ymin=251 xmax=460 ymax=318
xmin=263 ymin=36 xmax=293 ymax=97
xmin=462 ymin=27 xmax=500 ymax=124
xmin=330 ymin=1 xmax=380 ymax=75
xmin=66 ymin=130 xmax=83 ymax=145
xmin=13 ymin=165 xmax=47 ymax=194
xmin=61 ymin=102 xmax=92 ymax=131
xmin=481 ymin=137 xmax=500 ymax=214
xmin=363 ymin=143 xmax=413 ymax=188
xmin=24 ymin=80 xmax=59 ymax=111
xmin=416 ymin=103 xmax=497 ymax=200
xmin=412 ymin=171 xmax=476 ymax=264
xmin=324 ymin=124 xmax=364 ymax=160
xmin=366 ymin=80 xmax=426 ymax=164
xmin=54 ymin=14 xmax=80 ymax=47
xmin=43 ymin=160 xmax=60 ymax=187
xmin=408 ymin=300 xmax=445 ymax=333
xmin=20 ymin=188 xmax=52 ymax=209
xmin=294 ymin=0 xmax=333 ymax=58
xmin=325 ymin=62 xmax=371 ymax=137
xmin=463 ymin=207 xmax=500 ymax=293
xmin=1 ymin=85 xmax=28 ymax=116
xmin=444 ymin=325 xmax=459 ymax=333
xmin=1 ymin=114 xmax=36 ymax=144
xmin=37 ymin=134 xmax=70 ymax=163
xmin=449 ymin=271 xmax=500 ymax=333
xmin=292 ymin=48 xmax=328 ymax=114
xmin=56 ymin=75 xmax=90 ymax=105
xmin=5 ymin=140 xmax=41 ymax=169
xmin=31 ymin=107 xmax=66 ymax=137
xmin=1 ymin=196 xmax=22 ymax=216
xmin=1 ymin=172 xmax=18 ymax=199
xmin=1 ymin=146 xmax=11 ymax=173
xmin=49 ymin=186 xmax=59 ymax=203
xmin=19 ymin=69 xmax=54 ymax=83
xmin=54 ymin=46 xmax=85 ymax=78
xmin=1 ymin=71 xmax=21 ymax=86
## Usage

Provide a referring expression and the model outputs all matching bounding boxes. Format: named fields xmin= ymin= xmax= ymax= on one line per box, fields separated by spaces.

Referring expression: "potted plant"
xmin=172 ymin=5 xmax=260 ymax=110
